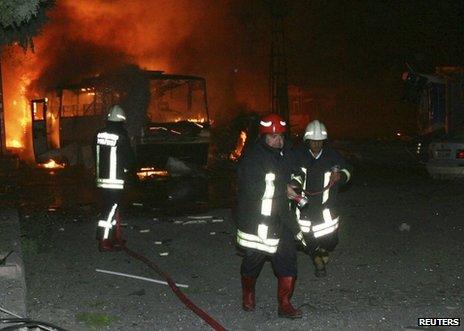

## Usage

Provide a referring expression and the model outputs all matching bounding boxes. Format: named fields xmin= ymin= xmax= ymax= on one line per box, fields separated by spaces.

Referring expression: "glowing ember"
xmin=38 ymin=159 xmax=66 ymax=169
xmin=186 ymin=118 xmax=207 ymax=123
xmin=229 ymin=130 xmax=247 ymax=161
xmin=136 ymin=167 xmax=169 ymax=180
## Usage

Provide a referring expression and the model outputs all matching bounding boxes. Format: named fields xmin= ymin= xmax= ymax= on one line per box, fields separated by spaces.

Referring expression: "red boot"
xmin=277 ymin=277 xmax=302 ymax=318
xmin=98 ymin=239 xmax=115 ymax=252
xmin=241 ymin=276 xmax=256 ymax=311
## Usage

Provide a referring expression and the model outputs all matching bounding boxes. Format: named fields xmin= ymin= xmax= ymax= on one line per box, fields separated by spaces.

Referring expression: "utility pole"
xmin=269 ymin=0 xmax=289 ymax=127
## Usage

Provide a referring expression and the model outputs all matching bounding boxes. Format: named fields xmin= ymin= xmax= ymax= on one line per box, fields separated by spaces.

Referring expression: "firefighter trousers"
xmin=96 ymin=188 xmax=123 ymax=240
xmin=240 ymin=225 xmax=297 ymax=278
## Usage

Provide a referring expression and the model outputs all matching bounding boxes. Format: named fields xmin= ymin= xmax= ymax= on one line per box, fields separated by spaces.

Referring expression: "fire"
xmin=1 ymin=42 xmax=44 ymax=161
xmin=7 ymin=140 xmax=23 ymax=149
xmin=7 ymin=79 xmax=30 ymax=145
xmin=37 ymin=159 xmax=66 ymax=169
xmin=136 ymin=167 xmax=169 ymax=180
xmin=1 ymin=0 xmax=269 ymax=163
xmin=229 ymin=130 xmax=247 ymax=161
xmin=172 ymin=117 xmax=207 ymax=123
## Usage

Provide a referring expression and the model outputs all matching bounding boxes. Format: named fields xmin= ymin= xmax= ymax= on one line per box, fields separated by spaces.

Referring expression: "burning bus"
xmin=30 ymin=68 xmax=211 ymax=176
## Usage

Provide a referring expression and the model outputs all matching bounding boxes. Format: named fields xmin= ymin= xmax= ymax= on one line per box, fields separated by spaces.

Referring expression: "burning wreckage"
xmin=30 ymin=69 xmax=211 ymax=178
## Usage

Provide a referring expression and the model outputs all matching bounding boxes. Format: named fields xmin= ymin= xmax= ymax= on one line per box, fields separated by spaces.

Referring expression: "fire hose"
xmin=121 ymin=180 xmax=339 ymax=330
xmin=2 ymin=245 xmax=227 ymax=331
xmin=122 ymin=245 xmax=227 ymax=331
xmin=303 ymin=180 xmax=336 ymax=196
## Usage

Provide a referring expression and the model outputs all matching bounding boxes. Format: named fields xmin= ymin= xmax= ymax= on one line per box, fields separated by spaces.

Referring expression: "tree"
xmin=0 ymin=0 xmax=55 ymax=50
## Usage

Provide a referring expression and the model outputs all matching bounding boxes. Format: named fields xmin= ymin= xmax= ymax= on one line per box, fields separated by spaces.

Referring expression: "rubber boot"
xmin=98 ymin=239 xmax=114 ymax=252
xmin=241 ymin=276 xmax=256 ymax=311
xmin=112 ymin=210 xmax=126 ymax=250
xmin=277 ymin=277 xmax=302 ymax=319
xmin=313 ymin=251 xmax=327 ymax=278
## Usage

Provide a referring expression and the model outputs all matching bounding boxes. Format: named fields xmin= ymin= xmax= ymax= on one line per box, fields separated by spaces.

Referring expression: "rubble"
xmin=187 ymin=215 xmax=213 ymax=220
xmin=399 ymin=222 xmax=411 ymax=232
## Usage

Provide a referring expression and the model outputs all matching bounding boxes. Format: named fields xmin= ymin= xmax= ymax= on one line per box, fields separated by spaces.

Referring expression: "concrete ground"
xmin=1 ymin=142 xmax=464 ymax=330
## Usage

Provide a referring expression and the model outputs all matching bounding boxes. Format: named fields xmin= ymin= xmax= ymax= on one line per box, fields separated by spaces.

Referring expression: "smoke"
xmin=1 ymin=0 xmax=273 ymax=160
xmin=25 ymin=0 xmax=271 ymax=122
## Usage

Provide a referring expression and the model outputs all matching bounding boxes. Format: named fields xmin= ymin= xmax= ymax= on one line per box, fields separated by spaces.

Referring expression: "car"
xmin=426 ymin=128 xmax=464 ymax=179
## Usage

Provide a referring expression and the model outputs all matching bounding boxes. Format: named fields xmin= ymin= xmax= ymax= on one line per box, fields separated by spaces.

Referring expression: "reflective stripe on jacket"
xmin=236 ymin=138 xmax=300 ymax=254
xmin=95 ymin=122 xmax=135 ymax=190
xmin=294 ymin=143 xmax=351 ymax=238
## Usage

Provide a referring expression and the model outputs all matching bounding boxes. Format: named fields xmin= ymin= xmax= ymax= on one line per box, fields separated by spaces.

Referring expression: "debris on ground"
xmin=398 ymin=222 xmax=411 ymax=232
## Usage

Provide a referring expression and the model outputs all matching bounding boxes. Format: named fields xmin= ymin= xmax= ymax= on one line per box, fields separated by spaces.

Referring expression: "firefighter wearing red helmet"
xmin=258 ymin=113 xmax=288 ymax=135
xmin=236 ymin=113 xmax=307 ymax=318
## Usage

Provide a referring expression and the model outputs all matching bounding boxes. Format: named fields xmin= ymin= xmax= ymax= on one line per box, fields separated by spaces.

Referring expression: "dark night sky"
xmin=256 ymin=0 xmax=464 ymax=137
xmin=282 ymin=1 xmax=464 ymax=85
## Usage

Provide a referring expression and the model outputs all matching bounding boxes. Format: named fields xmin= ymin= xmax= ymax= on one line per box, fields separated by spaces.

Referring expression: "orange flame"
xmin=1 ymin=0 xmax=270 ymax=162
xmin=37 ymin=159 xmax=65 ymax=169
xmin=229 ymin=130 xmax=247 ymax=161
xmin=136 ymin=167 xmax=169 ymax=180
xmin=2 ymin=47 xmax=36 ymax=160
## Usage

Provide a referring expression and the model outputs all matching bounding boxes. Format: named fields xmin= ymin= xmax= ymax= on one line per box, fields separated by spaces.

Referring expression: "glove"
xmin=328 ymin=165 xmax=341 ymax=186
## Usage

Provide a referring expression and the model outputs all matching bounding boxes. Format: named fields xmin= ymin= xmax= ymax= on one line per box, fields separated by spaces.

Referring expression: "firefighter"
xmin=236 ymin=113 xmax=307 ymax=319
xmin=291 ymin=120 xmax=351 ymax=277
xmin=95 ymin=105 xmax=135 ymax=252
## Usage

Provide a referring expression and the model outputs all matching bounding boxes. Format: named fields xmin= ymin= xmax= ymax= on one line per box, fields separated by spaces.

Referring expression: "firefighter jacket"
xmin=293 ymin=142 xmax=351 ymax=239
xmin=95 ymin=122 xmax=135 ymax=190
xmin=236 ymin=137 xmax=301 ymax=254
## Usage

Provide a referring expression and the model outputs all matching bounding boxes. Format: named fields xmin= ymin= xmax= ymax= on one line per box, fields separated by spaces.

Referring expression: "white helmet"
xmin=303 ymin=120 xmax=327 ymax=141
xmin=107 ymin=105 xmax=126 ymax=122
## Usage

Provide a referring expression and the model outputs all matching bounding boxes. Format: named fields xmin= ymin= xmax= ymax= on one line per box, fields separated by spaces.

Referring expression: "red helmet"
xmin=259 ymin=113 xmax=287 ymax=135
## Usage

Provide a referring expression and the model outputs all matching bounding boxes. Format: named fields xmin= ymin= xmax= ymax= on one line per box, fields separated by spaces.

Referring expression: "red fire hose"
xmin=119 ymin=180 xmax=338 ymax=330
xmin=303 ymin=180 xmax=336 ymax=196
xmin=122 ymin=245 xmax=227 ymax=331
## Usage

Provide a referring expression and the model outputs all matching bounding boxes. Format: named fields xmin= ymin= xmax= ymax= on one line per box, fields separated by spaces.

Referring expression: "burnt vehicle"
xmin=402 ymin=66 xmax=464 ymax=166
xmin=30 ymin=67 xmax=211 ymax=178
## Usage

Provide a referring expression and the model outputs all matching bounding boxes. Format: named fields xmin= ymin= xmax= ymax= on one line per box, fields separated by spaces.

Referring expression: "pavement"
xmin=2 ymin=144 xmax=464 ymax=330
xmin=0 ymin=207 xmax=27 ymax=319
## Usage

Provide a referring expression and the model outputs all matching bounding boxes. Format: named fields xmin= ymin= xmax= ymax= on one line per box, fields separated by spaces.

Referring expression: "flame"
xmin=1 ymin=0 xmax=269 ymax=162
xmin=186 ymin=117 xmax=207 ymax=124
xmin=38 ymin=159 xmax=66 ymax=169
xmin=136 ymin=167 xmax=169 ymax=180
xmin=7 ymin=139 xmax=23 ymax=149
xmin=229 ymin=130 xmax=247 ymax=161
xmin=2 ymin=49 xmax=35 ymax=159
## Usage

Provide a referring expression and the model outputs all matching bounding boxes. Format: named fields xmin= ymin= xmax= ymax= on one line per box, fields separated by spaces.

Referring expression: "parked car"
xmin=426 ymin=128 xmax=464 ymax=179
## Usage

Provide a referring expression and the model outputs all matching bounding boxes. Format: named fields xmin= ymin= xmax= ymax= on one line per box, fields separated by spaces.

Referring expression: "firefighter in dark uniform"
xmin=236 ymin=113 xmax=307 ymax=319
xmin=291 ymin=120 xmax=351 ymax=277
xmin=95 ymin=105 xmax=135 ymax=252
